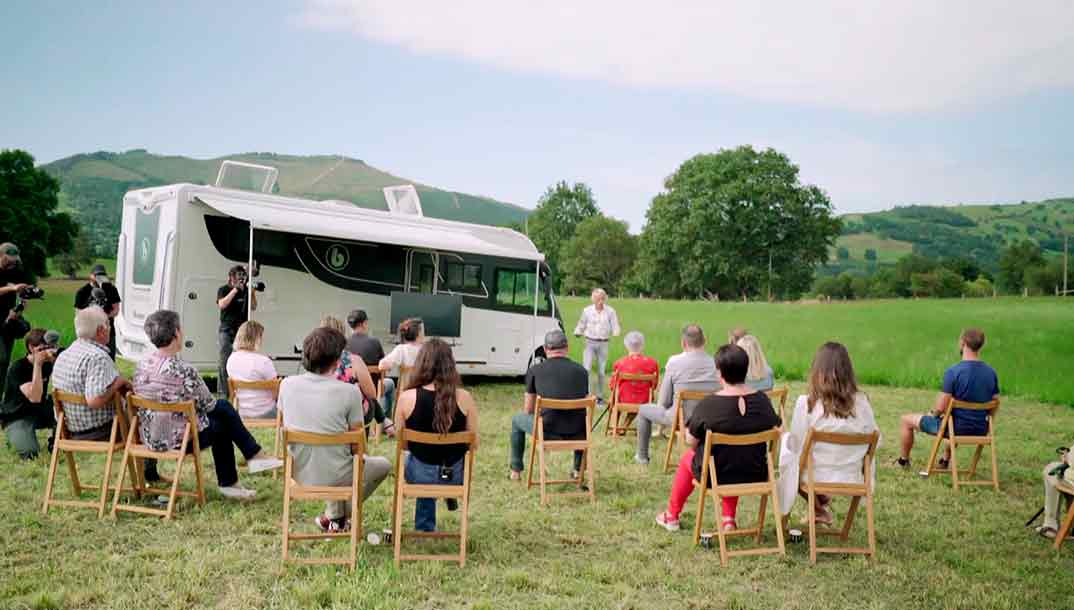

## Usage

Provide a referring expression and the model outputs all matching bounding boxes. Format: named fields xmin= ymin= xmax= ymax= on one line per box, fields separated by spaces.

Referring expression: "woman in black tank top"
xmin=394 ymin=339 xmax=480 ymax=532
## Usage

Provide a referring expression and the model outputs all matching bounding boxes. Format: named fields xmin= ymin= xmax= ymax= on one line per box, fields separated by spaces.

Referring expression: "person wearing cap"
xmin=74 ymin=264 xmax=122 ymax=360
xmin=573 ymin=288 xmax=620 ymax=404
xmin=1 ymin=328 xmax=57 ymax=459
xmin=508 ymin=329 xmax=589 ymax=480
xmin=0 ymin=243 xmax=32 ymax=389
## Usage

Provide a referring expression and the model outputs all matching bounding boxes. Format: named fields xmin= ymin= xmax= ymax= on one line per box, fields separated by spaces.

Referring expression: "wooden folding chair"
xmin=526 ymin=396 xmax=597 ymax=506
xmin=663 ymin=390 xmax=711 ymax=473
xmin=606 ymin=372 xmax=658 ymax=441
xmin=391 ymin=429 xmax=476 ymax=566
xmin=1054 ymin=479 xmax=1074 ymax=551
xmin=280 ymin=428 xmax=365 ymax=570
xmin=693 ymin=428 xmax=785 ymax=567
xmin=923 ymin=398 xmax=1000 ymax=491
xmin=111 ymin=395 xmax=206 ymax=520
xmin=366 ymin=365 xmax=386 ymax=443
xmin=797 ymin=429 xmax=880 ymax=563
xmin=42 ymin=390 xmax=137 ymax=518
xmin=229 ymin=377 xmax=283 ymax=477
xmin=765 ymin=386 xmax=789 ymax=423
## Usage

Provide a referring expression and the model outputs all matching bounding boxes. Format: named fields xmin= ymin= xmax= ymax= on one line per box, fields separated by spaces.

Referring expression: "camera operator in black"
xmin=0 ymin=243 xmax=33 ymax=394
xmin=74 ymin=264 xmax=122 ymax=359
xmin=216 ymin=265 xmax=257 ymax=396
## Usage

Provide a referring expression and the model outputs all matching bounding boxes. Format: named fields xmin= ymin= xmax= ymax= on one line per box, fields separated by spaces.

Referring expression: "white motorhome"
xmin=114 ymin=162 xmax=560 ymax=376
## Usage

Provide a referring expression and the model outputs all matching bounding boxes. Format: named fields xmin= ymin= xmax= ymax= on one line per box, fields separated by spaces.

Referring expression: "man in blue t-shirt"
xmin=896 ymin=328 xmax=1000 ymax=468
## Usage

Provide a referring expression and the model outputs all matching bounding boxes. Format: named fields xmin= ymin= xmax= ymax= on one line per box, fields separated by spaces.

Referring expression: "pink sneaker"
xmin=656 ymin=511 xmax=681 ymax=531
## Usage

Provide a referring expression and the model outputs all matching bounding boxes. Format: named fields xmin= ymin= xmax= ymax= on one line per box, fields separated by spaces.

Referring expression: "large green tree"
xmin=633 ymin=146 xmax=840 ymax=299
xmin=559 ymin=215 xmax=637 ymax=296
xmin=527 ymin=181 xmax=599 ymax=290
xmin=0 ymin=149 xmax=77 ymax=279
xmin=997 ymin=240 xmax=1045 ymax=294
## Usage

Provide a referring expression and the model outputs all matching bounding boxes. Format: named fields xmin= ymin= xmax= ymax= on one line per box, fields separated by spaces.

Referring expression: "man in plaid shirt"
xmin=52 ymin=307 xmax=131 ymax=440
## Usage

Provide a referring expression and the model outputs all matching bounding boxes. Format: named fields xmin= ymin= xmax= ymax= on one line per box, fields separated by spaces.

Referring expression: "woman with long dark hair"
xmin=393 ymin=338 xmax=479 ymax=532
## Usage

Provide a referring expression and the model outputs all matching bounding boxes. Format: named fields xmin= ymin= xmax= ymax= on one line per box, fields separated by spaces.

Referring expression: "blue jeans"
xmin=509 ymin=412 xmax=583 ymax=473
xmin=381 ymin=378 xmax=396 ymax=419
xmin=405 ymin=454 xmax=464 ymax=532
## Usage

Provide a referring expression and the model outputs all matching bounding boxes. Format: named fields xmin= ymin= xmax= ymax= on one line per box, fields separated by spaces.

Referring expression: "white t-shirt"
xmin=225 ymin=350 xmax=278 ymax=418
xmin=381 ymin=343 xmax=422 ymax=372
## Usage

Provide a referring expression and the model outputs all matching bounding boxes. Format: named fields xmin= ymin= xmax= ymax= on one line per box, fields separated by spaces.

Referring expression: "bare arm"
xmin=350 ymin=358 xmax=377 ymax=399
xmin=459 ymin=389 xmax=479 ymax=452
xmin=394 ymin=389 xmax=416 ymax=451
xmin=217 ymin=286 xmax=237 ymax=310
xmin=932 ymin=392 xmax=951 ymax=415
xmin=0 ymin=283 xmax=27 ymax=295
xmin=524 ymin=392 xmax=537 ymax=415
xmin=19 ymin=353 xmax=48 ymax=403
xmin=86 ymin=376 xmax=130 ymax=409
xmin=250 ymin=289 xmax=258 ymax=312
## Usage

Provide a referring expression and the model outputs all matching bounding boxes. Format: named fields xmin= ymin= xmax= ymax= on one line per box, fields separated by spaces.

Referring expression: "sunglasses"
xmin=2 ymin=247 xmax=18 ymax=256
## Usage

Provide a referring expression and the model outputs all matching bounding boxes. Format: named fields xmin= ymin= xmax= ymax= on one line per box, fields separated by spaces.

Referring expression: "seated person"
xmin=52 ymin=307 xmax=132 ymax=441
xmin=728 ymin=327 xmax=748 ymax=345
xmin=1037 ymin=443 xmax=1074 ymax=539
xmin=656 ymin=344 xmax=781 ymax=532
xmin=609 ymin=330 xmax=660 ymax=405
xmin=635 ymin=324 xmax=719 ymax=465
xmin=1 ymin=329 xmax=57 ymax=459
xmin=736 ymin=335 xmax=774 ymax=392
xmin=508 ymin=330 xmax=588 ymax=480
xmin=777 ymin=342 xmax=878 ymax=525
xmin=135 ymin=310 xmax=282 ymax=500
xmin=321 ymin=315 xmax=389 ymax=435
xmin=896 ymin=328 xmax=999 ymax=468
xmin=394 ymin=338 xmax=479 ymax=531
xmin=225 ymin=320 xmax=278 ymax=419
xmin=280 ymin=326 xmax=391 ymax=533
xmin=347 ymin=309 xmax=395 ymax=414
xmin=378 ymin=317 xmax=425 ymax=404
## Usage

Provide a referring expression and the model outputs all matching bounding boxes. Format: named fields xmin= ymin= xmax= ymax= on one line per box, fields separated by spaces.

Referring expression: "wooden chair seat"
xmin=607 ymin=371 xmax=658 ymax=440
xmin=392 ymin=429 xmax=476 ymax=567
xmin=693 ymin=428 xmax=785 ymax=567
xmin=229 ymin=377 xmax=283 ymax=478
xmin=281 ymin=428 xmax=365 ymax=570
xmin=111 ymin=395 xmax=207 ymax=520
xmin=663 ymin=390 xmax=711 ymax=473
xmin=527 ymin=396 xmax=597 ymax=506
xmin=42 ymin=390 xmax=139 ymax=519
xmin=923 ymin=398 xmax=999 ymax=491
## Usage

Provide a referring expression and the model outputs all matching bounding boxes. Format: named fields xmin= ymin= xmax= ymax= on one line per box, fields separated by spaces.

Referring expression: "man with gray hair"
xmin=573 ymin=287 xmax=620 ymax=403
xmin=633 ymin=324 xmax=718 ymax=465
xmin=51 ymin=306 xmax=132 ymax=441
xmin=509 ymin=329 xmax=589 ymax=480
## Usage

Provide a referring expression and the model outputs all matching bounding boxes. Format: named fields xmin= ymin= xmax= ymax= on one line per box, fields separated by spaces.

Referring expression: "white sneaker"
xmin=247 ymin=456 xmax=283 ymax=474
xmin=219 ymin=485 xmax=257 ymax=500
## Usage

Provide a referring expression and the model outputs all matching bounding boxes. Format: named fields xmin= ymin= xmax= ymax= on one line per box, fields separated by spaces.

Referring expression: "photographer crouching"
xmin=1 ymin=329 xmax=59 ymax=459
xmin=0 ymin=243 xmax=35 ymax=389
xmin=74 ymin=264 xmax=121 ymax=360
xmin=216 ymin=265 xmax=259 ymax=397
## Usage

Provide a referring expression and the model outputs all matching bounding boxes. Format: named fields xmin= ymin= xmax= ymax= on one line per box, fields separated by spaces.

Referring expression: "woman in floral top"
xmin=134 ymin=310 xmax=283 ymax=500
xmin=320 ymin=315 xmax=394 ymax=436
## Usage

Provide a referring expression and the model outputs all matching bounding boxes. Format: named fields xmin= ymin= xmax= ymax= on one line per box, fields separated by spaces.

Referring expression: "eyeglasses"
xmin=2 ymin=247 xmax=18 ymax=256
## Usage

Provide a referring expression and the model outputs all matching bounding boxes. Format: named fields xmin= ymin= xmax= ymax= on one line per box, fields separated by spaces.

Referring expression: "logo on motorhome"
xmin=326 ymin=244 xmax=349 ymax=271
xmin=139 ymin=238 xmax=151 ymax=264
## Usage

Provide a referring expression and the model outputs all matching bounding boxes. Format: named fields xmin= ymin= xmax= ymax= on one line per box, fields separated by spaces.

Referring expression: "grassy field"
xmin=558 ymin=296 xmax=1074 ymax=406
xmin=3 ymin=282 xmax=1074 ymax=609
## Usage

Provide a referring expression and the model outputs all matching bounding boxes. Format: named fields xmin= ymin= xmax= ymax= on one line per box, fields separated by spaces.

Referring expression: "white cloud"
xmin=296 ymin=1 xmax=1074 ymax=113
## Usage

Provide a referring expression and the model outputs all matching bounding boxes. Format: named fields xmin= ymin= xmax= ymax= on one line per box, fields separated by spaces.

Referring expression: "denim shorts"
xmin=919 ymin=414 xmax=943 ymax=436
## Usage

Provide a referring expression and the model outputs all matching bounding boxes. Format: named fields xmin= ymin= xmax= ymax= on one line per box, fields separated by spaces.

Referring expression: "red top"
xmin=609 ymin=354 xmax=660 ymax=405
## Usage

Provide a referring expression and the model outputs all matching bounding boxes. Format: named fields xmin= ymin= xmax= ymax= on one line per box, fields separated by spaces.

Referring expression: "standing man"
xmin=573 ymin=287 xmax=620 ymax=404
xmin=74 ymin=264 xmax=122 ymax=359
xmin=216 ymin=265 xmax=257 ymax=397
xmin=0 ymin=243 xmax=31 ymax=392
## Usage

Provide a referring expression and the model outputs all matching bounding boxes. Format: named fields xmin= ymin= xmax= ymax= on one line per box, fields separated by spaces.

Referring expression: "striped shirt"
xmin=51 ymin=339 xmax=118 ymax=433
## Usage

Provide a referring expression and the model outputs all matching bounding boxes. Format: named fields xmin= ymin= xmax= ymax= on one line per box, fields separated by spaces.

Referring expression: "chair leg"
xmin=949 ymin=440 xmax=961 ymax=492
xmin=393 ymin=482 xmax=405 ymax=566
xmin=538 ymin=441 xmax=548 ymax=506
xmin=64 ymin=451 xmax=82 ymax=497
xmin=42 ymin=438 xmax=63 ymax=515
xmin=865 ymin=491 xmax=877 ymax=561
xmin=192 ymin=450 xmax=206 ymax=507
xmin=1055 ymin=496 xmax=1074 ymax=551
xmin=663 ymin=413 xmax=680 ymax=474
xmin=526 ymin=431 xmax=537 ymax=489
xmin=713 ymin=490 xmax=730 ymax=567
xmin=111 ymin=438 xmax=135 ymax=517
xmin=350 ymin=469 xmax=360 ymax=571
xmin=771 ymin=488 xmax=786 ymax=556
xmin=808 ymin=484 xmax=818 ymax=564
xmin=967 ymin=445 xmax=984 ymax=480
xmin=587 ymin=446 xmax=597 ymax=503
xmin=166 ymin=454 xmax=186 ymax=520
xmin=98 ymin=446 xmax=117 ymax=519
xmin=459 ymin=490 xmax=471 ymax=567
xmin=924 ymin=429 xmax=945 ymax=476
xmin=693 ymin=482 xmax=706 ymax=545
xmin=756 ymin=494 xmax=768 ymax=544
xmin=990 ymin=440 xmax=1000 ymax=491
xmin=841 ymin=497 xmax=861 ymax=541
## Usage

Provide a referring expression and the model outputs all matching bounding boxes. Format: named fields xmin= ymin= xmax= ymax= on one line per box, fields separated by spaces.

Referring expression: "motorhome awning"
xmin=193 ymin=194 xmax=542 ymax=261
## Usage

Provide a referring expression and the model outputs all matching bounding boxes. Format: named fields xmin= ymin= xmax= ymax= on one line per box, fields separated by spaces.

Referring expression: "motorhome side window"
xmin=495 ymin=268 xmax=549 ymax=313
xmin=444 ymin=262 xmax=482 ymax=292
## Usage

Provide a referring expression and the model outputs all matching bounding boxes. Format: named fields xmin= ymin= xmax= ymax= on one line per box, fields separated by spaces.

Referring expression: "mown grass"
xmin=558 ymin=296 xmax=1074 ymax=406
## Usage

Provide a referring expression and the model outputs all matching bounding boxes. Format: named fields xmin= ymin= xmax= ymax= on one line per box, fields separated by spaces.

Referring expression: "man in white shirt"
xmin=573 ymin=288 xmax=620 ymax=403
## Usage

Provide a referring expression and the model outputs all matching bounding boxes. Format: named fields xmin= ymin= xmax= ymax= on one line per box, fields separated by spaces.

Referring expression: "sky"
xmin=2 ymin=1 xmax=1073 ymax=231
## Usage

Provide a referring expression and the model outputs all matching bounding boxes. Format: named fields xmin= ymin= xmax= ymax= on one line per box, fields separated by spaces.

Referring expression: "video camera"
xmin=233 ymin=267 xmax=266 ymax=293
xmin=13 ymin=285 xmax=44 ymax=314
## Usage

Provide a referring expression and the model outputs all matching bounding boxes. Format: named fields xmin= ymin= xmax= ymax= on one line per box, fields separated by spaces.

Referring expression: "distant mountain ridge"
xmin=42 ymin=149 xmax=530 ymax=256
xmin=827 ymin=197 xmax=1074 ymax=275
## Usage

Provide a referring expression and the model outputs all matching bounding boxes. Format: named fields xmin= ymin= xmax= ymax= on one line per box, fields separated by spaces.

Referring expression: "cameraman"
xmin=74 ymin=264 xmax=121 ymax=359
xmin=216 ymin=265 xmax=257 ymax=396
xmin=1 ymin=329 xmax=57 ymax=459
xmin=0 ymin=243 xmax=32 ymax=389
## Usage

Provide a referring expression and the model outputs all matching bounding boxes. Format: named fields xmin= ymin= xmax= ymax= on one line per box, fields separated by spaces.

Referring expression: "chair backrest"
xmin=613 ymin=371 xmax=659 ymax=404
xmin=128 ymin=394 xmax=197 ymax=417
xmin=399 ymin=429 xmax=476 ymax=446
xmin=945 ymin=398 xmax=999 ymax=434
xmin=701 ymin=427 xmax=781 ymax=487
xmin=51 ymin=388 xmax=126 ymax=437
xmin=283 ymin=428 xmax=366 ymax=454
xmin=764 ymin=387 xmax=788 ymax=420
xmin=798 ymin=429 xmax=880 ymax=479
xmin=536 ymin=396 xmax=597 ymax=412
xmin=228 ymin=377 xmax=281 ymax=410
xmin=674 ymin=389 xmax=711 ymax=422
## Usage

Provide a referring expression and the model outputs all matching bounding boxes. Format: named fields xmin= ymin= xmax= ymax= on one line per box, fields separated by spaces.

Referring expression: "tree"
xmin=559 ymin=215 xmax=637 ymax=296
xmin=997 ymin=240 xmax=1045 ymax=293
xmin=54 ymin=231 xmax=94 ymax=279
xmin=634 ymin=146 xmax=840 ymax=300
xmin=864 ymin=248 xmax=877 ymax=261
xmin=1024 ymin=260 xmax=1063 ymax=296
xmin=0 ymin=149 xmax=77 ymax=279
xmin=526 ymin=181 xmax=599 ymax=290
xmin=910 ymin=269 xmax=963 ymax=298
xmin=836 ymin=246 xmax=850 ymax=260
xmin=893 ymin=254 xmax=937 ymax=297
xmin=964 ymin=277 xmax=994 ymax=298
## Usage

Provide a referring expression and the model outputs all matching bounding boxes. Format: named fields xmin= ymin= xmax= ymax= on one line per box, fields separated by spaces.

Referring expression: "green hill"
xmin=42 ymin=150 xmax=531 ymax=257
xmin=826 ymin=198 xmax=1074 ymax=275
